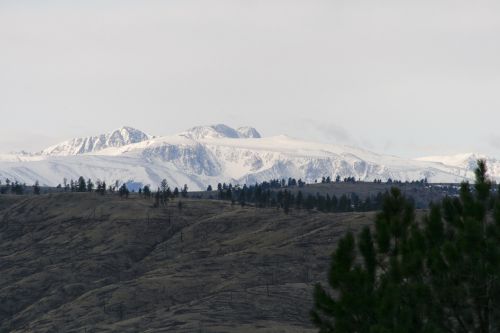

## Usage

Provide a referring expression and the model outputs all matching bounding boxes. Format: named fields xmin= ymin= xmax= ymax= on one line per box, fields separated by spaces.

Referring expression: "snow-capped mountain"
xmin=40 ymin=126 xmax=151 ymax=156
xmin=416 ymin=153 xmax=500 ymax=180
xmin=0 ymin=125 xmax=496 ymax=190
xmin=180 ymin=124 xmax=261 ymax=140
xmin=236 ymin=126 xmax=262 ymax=139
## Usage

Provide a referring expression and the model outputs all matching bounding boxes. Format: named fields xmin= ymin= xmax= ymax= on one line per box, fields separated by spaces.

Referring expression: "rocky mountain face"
xmin=40 ymin=126 xmax=152 ymax=156
xmin=0 ymin=125 xmax=496 ymax=190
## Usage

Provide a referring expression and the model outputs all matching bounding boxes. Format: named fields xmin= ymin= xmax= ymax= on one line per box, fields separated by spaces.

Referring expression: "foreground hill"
xmin=0 ymin=193 xmax=375 ymax=332
xmin=0 ymin=124 xmax=490 ymax=190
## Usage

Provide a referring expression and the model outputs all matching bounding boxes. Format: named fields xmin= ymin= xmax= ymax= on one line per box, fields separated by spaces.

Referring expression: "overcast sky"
xmin=1 ymin=0 xmax=499 ymax=157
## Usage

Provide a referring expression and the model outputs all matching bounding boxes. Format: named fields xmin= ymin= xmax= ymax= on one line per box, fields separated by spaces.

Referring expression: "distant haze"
xmin=1 ymin=1 xmax=499 ymax=158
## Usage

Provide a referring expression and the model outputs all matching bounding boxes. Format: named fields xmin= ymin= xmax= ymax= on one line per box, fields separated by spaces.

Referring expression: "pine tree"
xmin=119 ymin=184 xmax=129 ymax=198
xmin=87 ymin=178 xmax=94 ymax=192
xmin=143 ymin=185 xmax=151 ymax=198
xmin=160 ymin=179 xmax=169 ymax=204
xmin=161 ymin=179 xmax=168 ymax=193
xmin=296 ymin=191 xmax=304 ymax=209
xmin=311 ymin=160 xmax=500 ymax=332
xmin=33 ymin=181 xmax=41 ymax=195
xmin=154 ymin=188 xmax=160 ymax=208
xmin=283 ymin=190 xmax=291 ymax=214
xmin=181 ymin=184 xmax=188 ymax=198
xmin=78 ymin=176 xmax=86 ymax=192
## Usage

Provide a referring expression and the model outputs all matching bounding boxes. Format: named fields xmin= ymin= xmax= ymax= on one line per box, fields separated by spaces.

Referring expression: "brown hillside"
xmin=0 ymin=193 xmax=374 ymax=332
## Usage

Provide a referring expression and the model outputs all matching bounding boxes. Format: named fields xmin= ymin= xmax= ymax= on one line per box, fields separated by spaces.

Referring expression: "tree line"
xmin=207 ymin=175 xmax=430 ymax=193
xmin=0 ymin=179 xmax=39 ymax=195
xmin=208 ymin=178 xmax=430 ymax=213
xmin=0 ymin=177 xmax=189 ymax=203
xmin=137 ymin=180 xmax=188 ymax=207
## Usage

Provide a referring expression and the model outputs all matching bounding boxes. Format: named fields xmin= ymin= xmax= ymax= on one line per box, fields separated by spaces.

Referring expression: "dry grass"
xmin=0 ymin=193 xmax=375 ymax=332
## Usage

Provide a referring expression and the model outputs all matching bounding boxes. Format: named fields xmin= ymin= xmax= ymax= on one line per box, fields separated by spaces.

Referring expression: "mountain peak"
xmin=110 ymin=126 xmax=151 ymax=144
xmin=41 ymin=126 xmax=151 ymax=156
xmin=180 ymin=124 xmax=261 ymax=140
xmin=5 ymin=124 xmax=500 ymax=189
xmin=237 ymin=126 xmax=261 ymax=138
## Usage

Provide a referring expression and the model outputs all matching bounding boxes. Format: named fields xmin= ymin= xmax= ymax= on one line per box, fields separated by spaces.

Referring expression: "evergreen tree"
xmin=161 ymin=179 xmax=168 ymax=193
xmin=33 ymin=181 xmax=41 ymax=195
xmin=238 ymin=186 xmax=247 ymax=206
xmin=296 ymin=191 xmax=304 ymax=209
xmin=118 ymin=184 xmax=129 ymax=198
xmin=11 ymin=181 xmax=24 ymax=195
xmin=311 ymin=160 xmax=500 ymax=332
xmin=86 ymin=178 xmax=94 ymax=192
xmin=305 ymin=194 xmax=315 ymax=210
xmin=95 ymin=181 xmax=106 ymax=195
xmin=283 ymin=190 xmax=291 ymax=214
xmin=160 ymin=179 xmax=169 ymax=204
xmin=181 ymin=184 xmax=188 ymax=198
xmin=331 ymin=195 xmax=338 ymax=212
xmin=78 ymin=176 xmax=86 ymax=192
xmin=154 ymin=188 xmax=160 ymax=207
xmin=142 ymin=185 xmax=151 ymax=198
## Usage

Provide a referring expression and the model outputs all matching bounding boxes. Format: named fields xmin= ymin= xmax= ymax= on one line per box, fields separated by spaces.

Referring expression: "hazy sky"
xmin=1 ymin=0 xmax=499 ymax=157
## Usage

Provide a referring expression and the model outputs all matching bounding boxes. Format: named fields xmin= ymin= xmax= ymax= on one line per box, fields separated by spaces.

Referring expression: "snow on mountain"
xmin=237 ymin=126 xmax=261 ymax=138
xmin=180 ymin=124 xmax=261 ymax=140
xmin=0 ymin=124 xmax=496 ymax=190
xmin=416 ymin=153 xmax=485 ymax=168
xmin=416 ymin=153 xmax=500 ymax=180
xmin=40 ymin=126 xmax=151 ymax=156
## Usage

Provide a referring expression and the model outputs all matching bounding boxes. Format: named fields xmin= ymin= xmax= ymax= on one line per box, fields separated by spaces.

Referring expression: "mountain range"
xmin=0 ymin=125 xmax=498 ymax=190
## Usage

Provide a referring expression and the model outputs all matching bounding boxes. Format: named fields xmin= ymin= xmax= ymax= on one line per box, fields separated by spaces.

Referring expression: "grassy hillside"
xmin=0 ymin=193 xmax=375 ymax=332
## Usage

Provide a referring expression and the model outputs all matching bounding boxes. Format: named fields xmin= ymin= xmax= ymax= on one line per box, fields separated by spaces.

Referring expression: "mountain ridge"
xmin=0 ymin=124 xmax=497 ymax=189
xmin=39 ymin=126 xmax=152 ymax=156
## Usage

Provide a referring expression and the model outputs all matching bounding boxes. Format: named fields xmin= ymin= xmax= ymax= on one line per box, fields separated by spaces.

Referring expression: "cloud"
xmin=302 ymin=119 xmax=353 ymax=144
